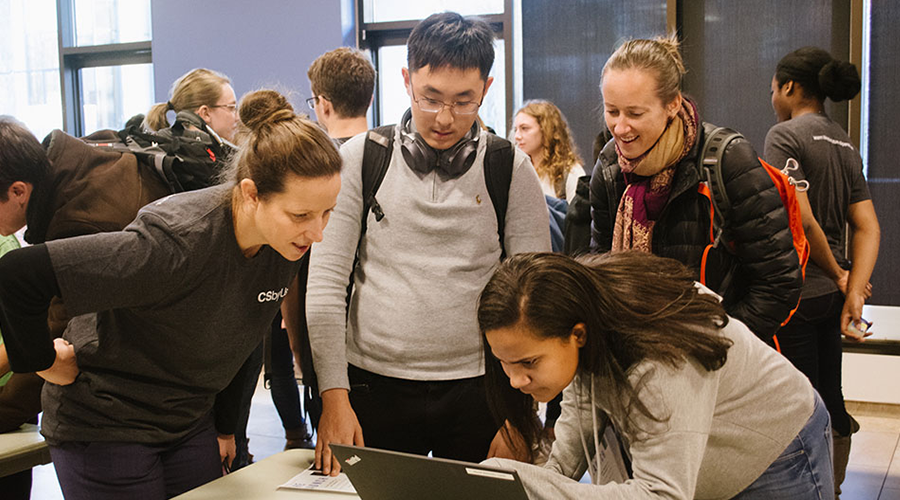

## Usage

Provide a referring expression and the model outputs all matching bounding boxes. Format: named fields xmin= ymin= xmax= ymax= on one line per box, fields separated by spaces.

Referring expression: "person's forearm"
xmin=847 ymin=226 xmax=880 ymax=296
xmin=0 ymin=245 xmax=60 ymax=373
xmin=307 ymin=318 xmax=351 ymax=392
xmin=0 ymin=343 xmax=9 ymax=375
xmin=846 ymin=201 xmax=880 ymax=297
xmin=281 ymin=273 xmax=303 ymax=356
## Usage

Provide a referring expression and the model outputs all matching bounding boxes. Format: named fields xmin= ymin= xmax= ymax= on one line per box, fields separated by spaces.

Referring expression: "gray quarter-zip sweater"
xmin=307 ymin=125 xmax=551 ymax=391
xmin=486 ymin=317 xmax=815 ymax=500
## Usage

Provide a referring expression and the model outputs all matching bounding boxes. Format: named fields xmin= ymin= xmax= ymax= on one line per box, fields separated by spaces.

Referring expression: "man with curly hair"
xmin=308 ymin=47 xmax=376 ymax=144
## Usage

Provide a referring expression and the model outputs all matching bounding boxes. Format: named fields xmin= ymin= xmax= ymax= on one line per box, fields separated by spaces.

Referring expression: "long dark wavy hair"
xmin=477 ymin=251 xmax=732 ymax=458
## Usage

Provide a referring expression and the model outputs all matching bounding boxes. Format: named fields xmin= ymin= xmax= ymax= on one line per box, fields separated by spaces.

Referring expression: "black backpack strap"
xmin=699 ymin=124 xmax=743 ymax=236
xmin=346 ymin=125 xmax=396 ymax=307
xmin=360 ymin=125 xmax=396 ymax=239
xmin=483 ymin=133 xmax=514 ymax=260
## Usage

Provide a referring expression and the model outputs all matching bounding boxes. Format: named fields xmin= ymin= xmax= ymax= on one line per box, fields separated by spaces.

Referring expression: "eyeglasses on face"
xmin=410 ymin=87 xmax=482 ymax=116
xmin=306 ymin=95 xmax=331 ymax=110
xmin=210 ymin=103 xmax=237 ymax=115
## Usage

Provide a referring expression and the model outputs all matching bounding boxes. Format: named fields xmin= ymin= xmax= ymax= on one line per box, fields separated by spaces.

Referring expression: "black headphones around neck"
xmin=399 ymin=109 xmax=480 ymax=179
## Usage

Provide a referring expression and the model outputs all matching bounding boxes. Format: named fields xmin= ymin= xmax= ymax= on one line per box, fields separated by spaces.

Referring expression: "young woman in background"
xmin=765 ymin=46 xmax=881 ymax=496
xmin=513 ymin=100 xmax=583 ymax=202
xmin=144 ymin=67 xmax=239 ymax=144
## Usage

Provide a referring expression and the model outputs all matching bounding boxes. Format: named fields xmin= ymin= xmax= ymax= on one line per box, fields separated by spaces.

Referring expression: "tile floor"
xmin=26 ymin=379 xmax=900 ymax=499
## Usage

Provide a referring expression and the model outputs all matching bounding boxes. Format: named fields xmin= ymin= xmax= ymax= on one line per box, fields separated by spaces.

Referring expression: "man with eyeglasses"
xmin=306 ymin=47 xmax=375 ymax=145
xmin=304 ymin=12 xmax=550 ymax=475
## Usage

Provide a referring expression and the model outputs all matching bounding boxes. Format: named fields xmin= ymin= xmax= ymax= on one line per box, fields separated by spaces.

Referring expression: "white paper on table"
xmin=278 ymin=465 xmax=358 ymax=494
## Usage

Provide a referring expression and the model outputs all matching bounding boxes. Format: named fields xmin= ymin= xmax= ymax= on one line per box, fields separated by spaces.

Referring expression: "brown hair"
xmin=515 ymin=100 xmax=582 ymax=198
xmin=602 ymin=35 xmax=686 ymax=105
xmin=478 ymin=251 xmax=731 ymax=456
xmin=226 ymin=89 xmax=341 ymax=200
xmin=308 ymin=48 xmax=376 ymax=118
xmin=144 ymin=68 xmax=231 ymax=131
xmin=0 ymin=117 xmax=52 ymax=243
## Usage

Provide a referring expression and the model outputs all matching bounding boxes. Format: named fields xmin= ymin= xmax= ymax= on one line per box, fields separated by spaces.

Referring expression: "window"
xmin=375 ymin=40 xmax=507 ymax=135
xmin=79 ymin=63 xmax=153 ymax=133
xmin=0 ymin=0 xmax=154 ymax=138
xmin=364 ymin=0 xmax=504 ymax=23
xmin=358 ymin=0 xmax=513 ymax=137
xmin=73 ymin=0 xmax=152 ymax=46
xmin=60 ymin=0 xmax=154 ymax=135
xmin=0 ymin=0 xmax=63 ymax=140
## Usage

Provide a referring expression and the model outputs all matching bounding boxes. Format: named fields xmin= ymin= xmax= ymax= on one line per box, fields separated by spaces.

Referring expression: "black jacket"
xmin=590 ymin=122 xmax=802 ymax=341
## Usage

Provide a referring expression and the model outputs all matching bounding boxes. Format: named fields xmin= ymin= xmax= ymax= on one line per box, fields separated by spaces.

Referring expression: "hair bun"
xmin=239 ymin=89 xmax=296 ymax=131
xmin=818 ymin=60 xmax=861 ymax=102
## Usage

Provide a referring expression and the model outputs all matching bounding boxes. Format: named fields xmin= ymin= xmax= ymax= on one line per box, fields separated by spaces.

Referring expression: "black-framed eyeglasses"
xmin=306 ymin=95 xmax=331 ymax=110
xmin=410 ymin=87 xmax=482 ymax=116
xmin=210 ymin=103 xmax=237 ymax=115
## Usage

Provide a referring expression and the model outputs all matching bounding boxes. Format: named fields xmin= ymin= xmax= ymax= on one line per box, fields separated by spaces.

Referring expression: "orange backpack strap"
xmin=697 ymin=183 xmax=714 ymax=286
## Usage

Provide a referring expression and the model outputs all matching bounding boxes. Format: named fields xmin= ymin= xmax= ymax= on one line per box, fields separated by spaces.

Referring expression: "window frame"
xmin=355 ymin=0 xmax=514 ymax=129
xmin=55 ymin=0 xmax=152 ymax=137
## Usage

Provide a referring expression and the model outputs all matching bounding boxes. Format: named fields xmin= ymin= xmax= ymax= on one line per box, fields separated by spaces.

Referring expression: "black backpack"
xmin=85 ymin=111 xmax=235 ymax=194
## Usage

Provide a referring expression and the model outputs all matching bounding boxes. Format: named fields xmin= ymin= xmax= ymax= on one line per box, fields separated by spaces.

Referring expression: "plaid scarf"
xmin=611 ymin=100 xmax=699 ymax=252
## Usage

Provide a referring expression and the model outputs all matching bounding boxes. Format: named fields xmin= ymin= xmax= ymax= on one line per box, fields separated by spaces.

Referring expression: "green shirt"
xmin=0 ymin=233 xmax=21 ymax=386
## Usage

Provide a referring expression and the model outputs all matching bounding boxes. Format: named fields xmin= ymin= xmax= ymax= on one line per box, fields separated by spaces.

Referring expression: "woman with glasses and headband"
xmin=144 ymin=68 xmax=239 ymax=144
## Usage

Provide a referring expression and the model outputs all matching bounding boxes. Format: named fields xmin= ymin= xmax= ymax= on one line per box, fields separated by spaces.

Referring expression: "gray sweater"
xmin=306 ymin=126 xmax=550 ymax=391
xmin=486 ymin=317 xmax=815 ymax=500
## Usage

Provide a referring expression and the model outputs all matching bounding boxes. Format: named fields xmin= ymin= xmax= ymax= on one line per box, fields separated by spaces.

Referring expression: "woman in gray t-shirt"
xmin=0 ymin=89 xmax=342 ymax=499
xmin=766 ymin=46 xmax=881 ymax=496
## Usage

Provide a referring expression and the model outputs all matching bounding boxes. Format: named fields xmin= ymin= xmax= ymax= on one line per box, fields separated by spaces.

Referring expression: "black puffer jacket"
xmin=590 ymin=122 xmax=802 ymax=341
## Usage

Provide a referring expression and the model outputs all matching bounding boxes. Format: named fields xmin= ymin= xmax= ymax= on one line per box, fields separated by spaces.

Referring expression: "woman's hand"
xmin=487 ymin=421 xmax=532 ymax=462
xmin=36 ymin=338 xmax=78 ymax=385
xmin=218 ymin=434 xmax=236 ymax=473
xmin=841 ymin=291 xmax=872 ymax=341
xmin=835 ymin=270 xmax=872 ymax=298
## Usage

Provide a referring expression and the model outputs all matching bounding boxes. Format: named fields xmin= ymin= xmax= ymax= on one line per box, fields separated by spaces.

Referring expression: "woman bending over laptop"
xmin=478 ymin=251 xmax=833 ymax=499
xmin=0 ymin=90 xmax=341 ymax=500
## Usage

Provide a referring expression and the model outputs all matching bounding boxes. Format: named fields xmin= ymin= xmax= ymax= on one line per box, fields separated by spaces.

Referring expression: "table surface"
xmin=173 ymin=449 xmax=360 ymax=499
xmin=842 ymin=305 xmax=900 ymax=356
xmin=0 ymin=424 xmax=52 ymax=477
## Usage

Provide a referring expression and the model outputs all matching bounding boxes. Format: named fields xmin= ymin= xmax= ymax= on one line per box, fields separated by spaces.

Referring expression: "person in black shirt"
xmin=0 ymin=90 xmax=341 ymax=500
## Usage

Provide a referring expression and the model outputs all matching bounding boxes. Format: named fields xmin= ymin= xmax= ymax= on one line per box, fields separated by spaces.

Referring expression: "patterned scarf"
xmin=611 ymin=99 xmax=699 ymax=252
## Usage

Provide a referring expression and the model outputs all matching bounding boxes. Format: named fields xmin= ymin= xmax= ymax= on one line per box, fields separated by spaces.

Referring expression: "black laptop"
xmin=330 ymin=444 xmax=530 ymax=500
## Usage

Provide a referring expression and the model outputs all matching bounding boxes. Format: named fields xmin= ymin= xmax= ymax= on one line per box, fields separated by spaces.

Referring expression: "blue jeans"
xmin=734 ymin=392 xmax=834 ymax=499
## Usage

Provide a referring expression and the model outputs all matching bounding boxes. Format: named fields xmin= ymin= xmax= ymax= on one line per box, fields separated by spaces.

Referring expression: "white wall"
xmin=843 ymin=305 xmax=900 ymax=404
xmin=150 ymin=0 xmax=344 ymax=108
